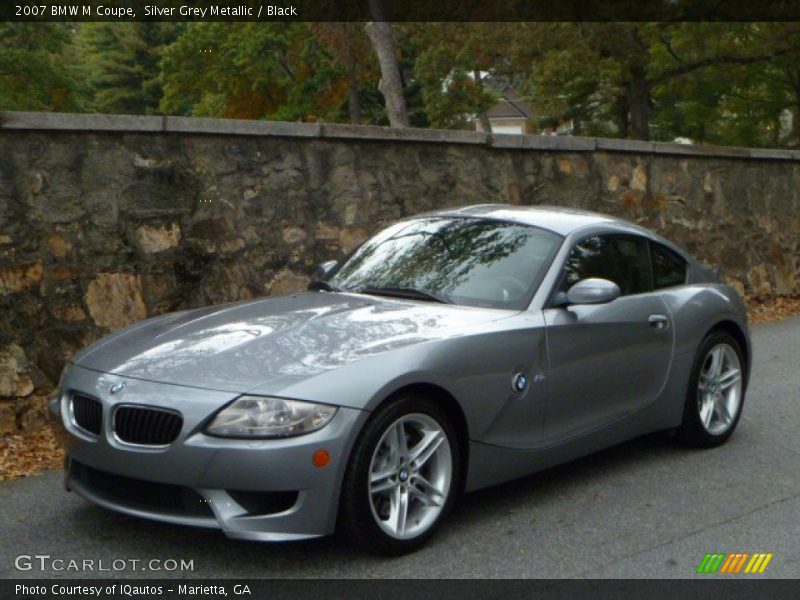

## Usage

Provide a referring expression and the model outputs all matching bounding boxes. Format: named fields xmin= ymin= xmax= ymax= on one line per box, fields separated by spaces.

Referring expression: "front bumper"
xmin=51 ymin=364 xmax=368 ymax=541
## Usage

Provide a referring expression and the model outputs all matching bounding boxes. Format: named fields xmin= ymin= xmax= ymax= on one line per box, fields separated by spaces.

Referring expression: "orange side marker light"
xmin=312 ymin=449 xmax=331 ymax=468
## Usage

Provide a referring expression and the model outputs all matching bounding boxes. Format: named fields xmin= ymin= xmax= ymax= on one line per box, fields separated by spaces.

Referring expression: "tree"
xmin=160 ymin=23 xmax=348 ymax=121
xmin=649 ymin=22 xmax=800 ymax=144
xmin=0 ymin=24 xmax=82 ymax=112
xmin=308 ymin=23 xmax=378 ymax=124
xmin=76 ymin=23 xmax=182 ymax=115
xmin=365 ymin=0 xmax=408 ymax=128
xmin=704 ymin=23 xmax=800 ymax=147
xmin=409 ymin=23 xmax=514 ymax=130
xmin=365 ymin=21 xmax=409 ymax=127
xmin=529 ymin=23 xmax=800 ymax=141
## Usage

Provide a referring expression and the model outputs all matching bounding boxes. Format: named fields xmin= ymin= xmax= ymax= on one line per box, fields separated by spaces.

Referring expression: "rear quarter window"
xmin=651 ymin=242 xmax=687 ymax=289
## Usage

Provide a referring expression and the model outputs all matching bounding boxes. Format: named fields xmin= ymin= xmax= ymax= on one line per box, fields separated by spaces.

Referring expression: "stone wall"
xmin=1 ymin=112 xmax=798 ymax=433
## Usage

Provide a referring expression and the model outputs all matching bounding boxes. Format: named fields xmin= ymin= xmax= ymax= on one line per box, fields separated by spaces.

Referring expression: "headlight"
xmin=205 ymin=396 xmax=337 ymax=438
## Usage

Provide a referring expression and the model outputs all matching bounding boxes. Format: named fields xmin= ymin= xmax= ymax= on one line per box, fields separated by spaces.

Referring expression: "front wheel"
xmin=338 ymin=395 xmax=461 ymax=555
xmin=677 ymin=331 xmax=746 ymax=447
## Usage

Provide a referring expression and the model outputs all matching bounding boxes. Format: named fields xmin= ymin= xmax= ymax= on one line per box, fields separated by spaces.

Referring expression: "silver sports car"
xmin=50 ymin=205 xmax=750 ymax=554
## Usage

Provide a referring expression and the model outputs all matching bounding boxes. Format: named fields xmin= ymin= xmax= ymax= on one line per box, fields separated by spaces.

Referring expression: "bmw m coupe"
xmin=51 ymin=205 xmax=750 ymax=554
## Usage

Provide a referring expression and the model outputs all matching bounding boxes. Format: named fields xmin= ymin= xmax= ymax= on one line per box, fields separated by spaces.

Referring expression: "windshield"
xmin=329 ymin=217 xmax=562 ymax=309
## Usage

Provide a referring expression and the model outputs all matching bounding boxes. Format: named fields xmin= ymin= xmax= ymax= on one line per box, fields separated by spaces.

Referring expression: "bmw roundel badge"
xmin=109 ymin=382 xmax=125 ymax=395
xmin=512 ymin=372 xmax=528 ymax=392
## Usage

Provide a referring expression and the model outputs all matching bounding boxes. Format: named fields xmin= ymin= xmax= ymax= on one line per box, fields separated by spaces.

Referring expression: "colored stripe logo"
xmin=697 ymin=553 xmax=773 ymax=574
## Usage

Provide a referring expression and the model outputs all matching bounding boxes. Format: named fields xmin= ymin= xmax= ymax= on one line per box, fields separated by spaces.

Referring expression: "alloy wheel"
xmin=697 ymin=343 xmax=743 ymax=436
xmin=367 ymin=413 xmax=452 ymax=540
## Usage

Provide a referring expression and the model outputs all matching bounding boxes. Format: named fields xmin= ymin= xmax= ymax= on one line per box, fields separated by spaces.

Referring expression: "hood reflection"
xmin=75 ymin=292 xmax=508 ymax=392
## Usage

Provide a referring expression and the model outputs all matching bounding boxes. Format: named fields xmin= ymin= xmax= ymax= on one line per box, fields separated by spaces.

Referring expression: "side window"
xmin=651 ymin=242 xmax=687 ymax=289
xmin=562 ymin=234 xmax=652 ymax=296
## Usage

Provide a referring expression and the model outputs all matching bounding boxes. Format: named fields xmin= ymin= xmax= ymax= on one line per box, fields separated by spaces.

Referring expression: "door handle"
xmin=648 ymin=314 xmax=669 ymax=330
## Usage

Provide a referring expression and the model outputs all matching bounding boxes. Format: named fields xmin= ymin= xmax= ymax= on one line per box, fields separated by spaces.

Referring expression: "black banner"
xmin=4 ymin=579 xmax=800 ymax=600
xmin=6 ymin=0 xmax=800 ymax=22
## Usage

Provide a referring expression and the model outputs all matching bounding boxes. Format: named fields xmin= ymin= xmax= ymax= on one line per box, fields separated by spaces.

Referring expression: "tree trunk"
xmin=310 ymin=23 xmax=363 ymax=125
xmin=627 ymin=65 xmax=651 ymax=140
xmin=473 ymin=69 xmax=492 ymax=133
xmin=791 ymin=86 xmax=800 ymax=147
xmin=344 ymin=34 xmax=361 ymax=125
xmin=614 ymin=94 xmax=630 ymax=139
xmin=365 ymin=16 xmax=409 ymax=128
xmin=347 ymin=75 xmax=362 ymax=125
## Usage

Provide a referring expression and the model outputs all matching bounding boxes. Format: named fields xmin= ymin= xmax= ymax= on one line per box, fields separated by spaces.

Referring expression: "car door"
xmin=542 ymin=233 xmax=674 ymax=442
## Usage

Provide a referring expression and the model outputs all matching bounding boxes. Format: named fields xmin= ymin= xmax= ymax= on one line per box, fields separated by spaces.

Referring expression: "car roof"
xmin=422 ymin=204 xmax=649 ymax=236
xmin=413 ymin=204 xmax=695 ymax=262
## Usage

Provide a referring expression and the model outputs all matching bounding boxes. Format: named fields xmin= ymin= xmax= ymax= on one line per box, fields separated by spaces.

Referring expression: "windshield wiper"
xmin=357 ymin=286 xmax=453 ymax=304
xmin=308 ymin=280 xmax=343 ymax=293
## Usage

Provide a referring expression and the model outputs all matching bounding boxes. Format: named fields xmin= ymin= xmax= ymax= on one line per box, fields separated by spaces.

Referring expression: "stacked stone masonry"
xmin=0 ymin=112 xmax=797 ymax=432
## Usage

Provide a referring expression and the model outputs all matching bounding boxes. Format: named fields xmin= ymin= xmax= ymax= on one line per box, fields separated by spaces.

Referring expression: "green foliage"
xmin=712 ymin=24 xmax=800 ymax=147
xmin=160 ymin=22 xmax=352 ymax=121
xmin=528 ymin=22 xmax=800 ymax=144
xmin=0 ymin=24 xmax=82 ymax=111
xmin=5 ymin=22 xmax=800 ymax=147
xmin=77 ymin=23 xmax=183 ymax=115
xmin=409 ymin=23 xmax=501 ymax=129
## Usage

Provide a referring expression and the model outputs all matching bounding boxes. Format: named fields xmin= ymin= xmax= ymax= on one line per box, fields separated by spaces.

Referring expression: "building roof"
xmin=485 ymin=88 xmax=533 ymax=120
xmin=477 ymin=74 xmax=534 ymax=121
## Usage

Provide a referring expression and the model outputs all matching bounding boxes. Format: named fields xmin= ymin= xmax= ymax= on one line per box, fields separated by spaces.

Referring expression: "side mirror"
xmin=565 ymin=278 xmax=620 ymax=305
xmin=312 ymin=260 xmax=338 ymax=282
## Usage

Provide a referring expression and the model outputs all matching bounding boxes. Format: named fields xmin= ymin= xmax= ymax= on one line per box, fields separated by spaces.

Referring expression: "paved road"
xmin=2 ymin=318 xmax=799 ymax=579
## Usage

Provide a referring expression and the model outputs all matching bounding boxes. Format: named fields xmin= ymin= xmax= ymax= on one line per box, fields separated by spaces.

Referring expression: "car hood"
xmin=72 ymin=291 xmax=509 ymax=393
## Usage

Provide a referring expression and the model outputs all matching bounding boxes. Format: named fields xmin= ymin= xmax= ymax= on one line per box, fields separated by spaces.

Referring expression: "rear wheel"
xmin=339 ymin=394 xmax=461 ymax=555
xmin=677 ymin=331 xmax=746 ymax=447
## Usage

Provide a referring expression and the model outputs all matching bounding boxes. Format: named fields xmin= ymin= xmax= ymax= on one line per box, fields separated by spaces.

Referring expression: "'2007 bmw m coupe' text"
xmin=51 ymin=205 xmax=750 ymax=554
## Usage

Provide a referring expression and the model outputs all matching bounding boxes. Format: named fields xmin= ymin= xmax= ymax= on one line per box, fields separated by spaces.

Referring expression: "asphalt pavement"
xmin=1 ymin=317 xmax=798 ymax=579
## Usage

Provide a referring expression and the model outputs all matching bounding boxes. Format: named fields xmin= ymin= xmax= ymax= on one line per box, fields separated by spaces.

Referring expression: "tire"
xmin=677 ymin=331 xmax=747 ymax=448
xmin=338 ymin=393 xmax=462 ymax=555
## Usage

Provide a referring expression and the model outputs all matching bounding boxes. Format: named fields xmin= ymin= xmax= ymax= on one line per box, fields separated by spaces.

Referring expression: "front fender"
xmin=264 ymin=312 xmax=549 ymax=444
